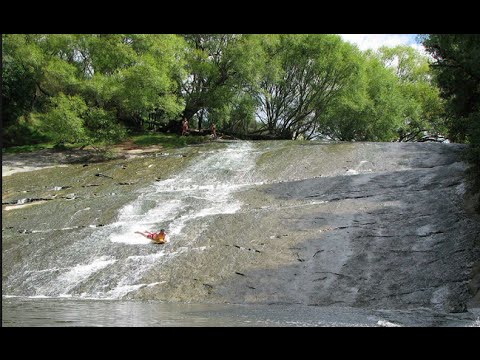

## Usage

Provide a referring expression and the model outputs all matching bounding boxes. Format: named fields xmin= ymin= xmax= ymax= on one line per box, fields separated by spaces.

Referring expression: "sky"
xmin=339 ymin=34 xmax=426 ymax=54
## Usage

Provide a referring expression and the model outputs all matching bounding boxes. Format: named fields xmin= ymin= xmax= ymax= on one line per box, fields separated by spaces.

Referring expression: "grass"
xmin=3 ymin=132 xmax=210 ymax=154
xmin=3 ymin=143 xmax=56 ymax=154
xmin=2 ymin=141 xmax=89 ymax=154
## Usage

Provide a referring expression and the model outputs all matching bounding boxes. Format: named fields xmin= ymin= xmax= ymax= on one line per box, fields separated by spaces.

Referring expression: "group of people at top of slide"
xmin=181 ymin=117 xmax=217 ymax=139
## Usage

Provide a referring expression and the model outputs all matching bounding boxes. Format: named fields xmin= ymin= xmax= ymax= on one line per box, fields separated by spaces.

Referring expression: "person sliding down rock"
xmin=135 ymin=229 xmax=168 ymax=244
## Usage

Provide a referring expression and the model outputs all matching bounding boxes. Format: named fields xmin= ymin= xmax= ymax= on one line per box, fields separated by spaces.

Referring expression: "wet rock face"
xmin=260 ymin=163 xmax=478 ymax=312
xmin=139 ymin=142 xmax=480 ymax=312
xmin=2 ymin=141 xmax=480 ymax=312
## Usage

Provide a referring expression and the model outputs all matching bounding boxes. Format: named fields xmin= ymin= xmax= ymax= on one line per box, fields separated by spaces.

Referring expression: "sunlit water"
xmin=5 ymin=141 xmax=264 ymax=300
xmin=110 ymin=141 xmax=261 ymax=244
xmin=3 ymin=297 xmax=479 ymax=327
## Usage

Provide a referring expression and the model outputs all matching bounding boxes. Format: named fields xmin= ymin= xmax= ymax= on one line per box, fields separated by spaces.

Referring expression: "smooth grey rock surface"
xmin=3 ymin=141 xmax=479 ymax=312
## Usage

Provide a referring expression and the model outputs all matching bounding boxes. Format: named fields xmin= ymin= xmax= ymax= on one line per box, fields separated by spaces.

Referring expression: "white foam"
xmin=107 ymin=284 xmax=147 ymax=298
xmin=58 ymin=294 xmax=73 ymax=298
xmin=191 ymin=246 xmax=209 ymax=251
xmin=377 ymin=320 xmax=402 ymax=327
xmin=31 ymin=141 xmax=262 ymax=299
xmin=468 ymin=319 xmax=480 ymax=327
xmin=54 ymin=256 xmax=116 ymax=293
xmin=109 ymin=198 xmax=183 ymax=244
xmin=107 ymin=282 xmax=166 ymax=299
xmin=2 ymin=164 xmax=68 ymax=177
xmin=110 ymin=232 xmax=152 ymax=245
xmin=127 ymin=251 xmax=166 ymax=262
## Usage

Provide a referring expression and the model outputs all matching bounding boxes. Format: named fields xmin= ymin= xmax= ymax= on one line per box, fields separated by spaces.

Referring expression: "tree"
xmin=38 ymin=93 xmax=88 ymax=144
xmin=180 ymin=34 xmax=240 ymax=128
xmin=179 ymin=34 xmax=265 ymax=131
xmin=377 ymin=45 xmax=445 ymax=141
xmin=315 ymin=50 xmax=405 ymax=141
xmin=80 ymin=34 xmax=186 ymax=126
xmin=2 ymin=34 xmax=187 ymax=146
xmin=2 ymin=34 xmax=63 ymax=125
xmin=253 ymin=34 xmax=362 ymax=139
xmin=422 ymin=34 xmax=480 ymax=147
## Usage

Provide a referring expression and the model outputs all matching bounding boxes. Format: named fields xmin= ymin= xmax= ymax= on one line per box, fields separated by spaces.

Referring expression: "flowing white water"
xmin=20 ymin=141 xmax=261 ymax=299
xmin=109 ymin=141 xmax=259 ymax=244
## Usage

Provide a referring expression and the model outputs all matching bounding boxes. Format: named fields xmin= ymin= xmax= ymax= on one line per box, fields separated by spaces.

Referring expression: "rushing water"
xmin=3 ymin=297 xmax=479 ymax=327
xmin=4 ymin=141 xmax=263 ymax=300
xmin=110 ymin=141 xmax=260 ymax=245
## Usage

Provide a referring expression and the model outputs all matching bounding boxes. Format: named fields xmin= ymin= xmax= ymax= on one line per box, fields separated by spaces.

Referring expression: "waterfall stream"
xmin=15 ymin=141 xmax=261 ymax=299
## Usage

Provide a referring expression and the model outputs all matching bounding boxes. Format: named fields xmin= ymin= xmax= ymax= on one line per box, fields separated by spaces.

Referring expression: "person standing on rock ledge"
xmin=181 ymin=118 xmax=189 ymax=136
xmin=135 ymin=229 xmax=168 ymax=244
xmin=210 ymin=122 xmax=217 ymax=139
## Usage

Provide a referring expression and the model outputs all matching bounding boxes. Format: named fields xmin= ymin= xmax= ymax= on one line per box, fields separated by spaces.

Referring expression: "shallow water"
xmin=3 ymin=297 xmax=479 ymax=327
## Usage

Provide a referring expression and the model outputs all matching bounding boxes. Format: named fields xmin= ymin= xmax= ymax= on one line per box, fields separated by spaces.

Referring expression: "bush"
xmin=84 ymin=108 xmax=127 ymax=144
xmin=1 ymin=116 xmax=49 ymax=147
xmin=38 ymin=93 xmax=88 ymax=145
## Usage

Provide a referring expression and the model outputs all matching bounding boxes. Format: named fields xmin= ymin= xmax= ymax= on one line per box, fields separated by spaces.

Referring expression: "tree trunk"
xmin=182 ymin=99 xmax=204 ymax=122
xmin=198 ymin=108 xmax=205 ymax=131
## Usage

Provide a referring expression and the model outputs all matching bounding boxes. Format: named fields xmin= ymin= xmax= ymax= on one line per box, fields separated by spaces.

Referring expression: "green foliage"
xmin=38 ymin=93 xmax=88 ymax=144
xmin=2 ymin=34 xmax=187 ymax=147
xmin=228 ymin=94 xmax=257 ymax=134
xmin=2 ymin=35 xmax=44 ymax=125
xmin=2 ymin=33 xmax=452 ymax=149
xmin=2 ymin=115 xmax=50 ymax=147
xmin=84 ymin=108 xmax=127 ymax=144
xmin=105 ymin=35 xmax=186 ymax=119
xmin=377 ymin=45 xmax=445 ymax=141
xmin=253 ymin=34 xmax=372 ymax=139
xmin=423 ymin=34 xmax=480 ymax=146
xmin=316 ymin=45 xmax=445 ymax=142
xmin=315 ymin=48 xmax=402 ymax=141
xmin=180 ymin=34 xmax=261 ymax=128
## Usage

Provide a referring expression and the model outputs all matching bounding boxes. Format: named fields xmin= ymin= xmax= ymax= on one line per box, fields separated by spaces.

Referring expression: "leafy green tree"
xmin=315 ymin=48 xmax=404 ymax=141
xmin=378 ymin=45 xmax=445 ymax=141
xmin=253 ymin=34 xmax=362 ymax=139
xmin=180 ymin=34 xmax=239 ymax=127
xmin=78 ymin=34 xmax=186 ymax=126
xmin=2 ymin=41 xmax=38 ymax=123
xmin=38 ymin=93 xmax=88 ymax=144
xmin=209 ymin=93 xmax=257 ymax=135
xmin=2 ymin=34 xmax=187 ymax=146
xmin=422 ymin=34 xmax=480 ymax=147
xmin=84 ymin=108 xmax=127 ymax=144
xmin=179 ymin=34 xmax=265 ymax=130
xmin=2 ymin=34 xmax=53 ymax=125
xmin=2 ymin=34 xmax=79 ymax=146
